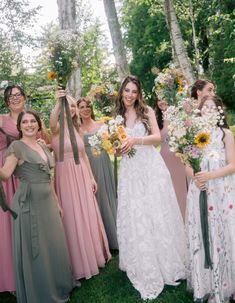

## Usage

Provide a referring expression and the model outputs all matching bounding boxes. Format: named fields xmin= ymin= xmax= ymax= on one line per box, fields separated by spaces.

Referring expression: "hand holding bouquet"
xmin=164 ymin=97 xmax=220 ymax=172
xmin=88 ymin=115 xmax=136 ymax=158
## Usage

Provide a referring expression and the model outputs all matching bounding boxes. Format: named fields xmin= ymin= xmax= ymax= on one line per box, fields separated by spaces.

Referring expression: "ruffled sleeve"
xmin=5 ymin=141 xmax=22 ymax=160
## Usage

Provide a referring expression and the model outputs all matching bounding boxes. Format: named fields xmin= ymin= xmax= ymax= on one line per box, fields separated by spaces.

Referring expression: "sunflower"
xmin=47 ymin=71 xmax=57 ymax=81
xmin=194 ymin=132 xmax=210 ymax=148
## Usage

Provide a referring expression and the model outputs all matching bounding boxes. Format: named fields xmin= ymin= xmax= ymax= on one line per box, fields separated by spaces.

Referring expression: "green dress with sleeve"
xmin=6 ymin=141 xmax=74 ymax=303
xmin=84 ymin=130 xmax=118 ymax=250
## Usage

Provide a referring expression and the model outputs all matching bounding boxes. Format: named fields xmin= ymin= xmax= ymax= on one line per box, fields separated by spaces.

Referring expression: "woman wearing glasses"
xmin=0 ymin=85 xmax=25 ymax=293
xmin=0 ymin=85 xmax=49 ymax=293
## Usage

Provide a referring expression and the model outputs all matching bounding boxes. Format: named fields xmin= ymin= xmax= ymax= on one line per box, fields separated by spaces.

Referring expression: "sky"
xmin=26 ymin=0 xmax=112 ymax=67
xmin=29 ymin=0 xmax=109 ymax=37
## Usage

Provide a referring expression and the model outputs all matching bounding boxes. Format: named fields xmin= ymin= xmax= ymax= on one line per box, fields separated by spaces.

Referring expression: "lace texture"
xmin=117 ymin=122 xmax=186 ymax=300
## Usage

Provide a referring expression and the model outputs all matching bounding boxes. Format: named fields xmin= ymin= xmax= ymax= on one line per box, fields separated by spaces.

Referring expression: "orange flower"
xmin=117 ymin=125 xmax=125 ymax=134
xmin=47 ymin=71 xmax=57 ymax=81
xmin=118 ymin=133 xmax=128 ymax=142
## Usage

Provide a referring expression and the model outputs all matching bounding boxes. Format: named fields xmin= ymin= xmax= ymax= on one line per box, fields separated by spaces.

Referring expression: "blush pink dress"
xmin=0 ymin=115 xmax=19 ymax=292
xmin=160 ymin=124 xmax=187 ymax=220
xmin=52 ymin=124 xmax=111 ymax=280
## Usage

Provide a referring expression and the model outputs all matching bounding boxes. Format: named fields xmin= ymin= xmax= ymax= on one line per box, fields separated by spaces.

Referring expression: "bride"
xmin=115 ymin=75 xmax=186 ymax=300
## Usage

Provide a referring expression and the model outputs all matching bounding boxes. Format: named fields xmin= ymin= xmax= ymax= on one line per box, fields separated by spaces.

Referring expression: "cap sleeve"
xmin=5 ymin=141 xmax=22 ymax=160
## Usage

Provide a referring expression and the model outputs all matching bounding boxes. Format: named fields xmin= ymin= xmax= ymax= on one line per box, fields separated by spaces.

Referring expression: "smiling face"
xmin=197 ymin=82 xmax=215 ymax=101
xmin=122 ymin=81 xmax=139 ymax=109
xmin=20 ymin=113 xmax=40 ymax=138
xmin=157 ymin=99 xmax=168 ymax=112
xmin=7 ymin=87 xmax=26 ymax=113
xmin=77 ymin=100 xmax=92 ymax=120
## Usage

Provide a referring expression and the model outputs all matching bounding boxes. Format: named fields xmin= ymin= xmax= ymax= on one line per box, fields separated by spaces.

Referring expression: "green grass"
xmin=0 ymin=253 xmax=194 ymax=303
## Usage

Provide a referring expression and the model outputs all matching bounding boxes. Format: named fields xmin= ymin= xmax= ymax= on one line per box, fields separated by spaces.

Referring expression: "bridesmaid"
xmin=0 ymin=110 xmax=74 ymax=303
xmin=77 ymin=97 xmax=118 ymax=250
xmin=190 ymin=79 xmax=215 ymax=104
xmin=0 ymin=85 xmax=49 ymax=293
xmin=155 ymin=98 xmax=188 ymax=220
xmin=50 ymin=91 xmax=111 ymax=280
xmin=0 ymin=85 xmax=24 ymax=293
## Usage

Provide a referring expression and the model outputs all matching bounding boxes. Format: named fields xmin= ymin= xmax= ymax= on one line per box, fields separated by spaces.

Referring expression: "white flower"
xmin=0 ymin=80 xmax=8 ymax=89
xmin=88 ymin=135 xmax=100 ymax=147
xmin=115 ymin=115 xmax=124 ymax=124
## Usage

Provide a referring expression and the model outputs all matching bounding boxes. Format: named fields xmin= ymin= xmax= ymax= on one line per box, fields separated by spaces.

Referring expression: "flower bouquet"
xmin=47 ymin=29 xmax=80 ymax=164
xmin=88 ymin=115 xmax=136 ymax=158
xmin=152 ymin=65 xmax=188 ymax=105
xmin=164 ymin=98 xmax=221 ymax=269
xmin=47 ymin=29 xmax=80 ymax=87
xmin=87 ymin=83 xmax=118 ymax=116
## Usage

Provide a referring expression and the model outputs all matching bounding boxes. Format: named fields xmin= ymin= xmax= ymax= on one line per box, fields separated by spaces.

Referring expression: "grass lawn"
xmin=0 ymin=253 xmax=194 ymax=303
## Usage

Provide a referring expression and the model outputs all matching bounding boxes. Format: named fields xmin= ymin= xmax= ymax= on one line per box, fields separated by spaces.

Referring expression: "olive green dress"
xmin=7 ymin=141 xmax=74 ymax=303
xmin=84 ymin=130 xmax=118 ymax=250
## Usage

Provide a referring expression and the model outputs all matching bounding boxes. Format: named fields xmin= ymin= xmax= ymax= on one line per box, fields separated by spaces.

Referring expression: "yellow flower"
xmin=118 ymin=133 xmax=128 ymax=142
xmin=47 ymin=71 xmax=57 ymax=81
xmin=112 ymin=90 xmax=118 ymax=97
xmin=99 ymin=116 xmax=112 ymax=123
xmin=102 ymin=140 xmax=112 ymax=151
xmin=113 ymin=140 xmax=122 ymax=150
xmin=91 ymin=147 xmax=101 ymax=157
xmin=117 ymin=125 xmax=125 ymax=134
xmin=194 ymin=132 xmax=210 ymax=149
xmin=101 ymin=132 xmax=110 ymax=140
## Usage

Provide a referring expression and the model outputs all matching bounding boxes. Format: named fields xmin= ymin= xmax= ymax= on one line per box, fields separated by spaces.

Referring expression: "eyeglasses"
xmin=79 ymin=105 xmax=91 ymax=110
xmin=8 ymin=93 xmax=22 ymax=101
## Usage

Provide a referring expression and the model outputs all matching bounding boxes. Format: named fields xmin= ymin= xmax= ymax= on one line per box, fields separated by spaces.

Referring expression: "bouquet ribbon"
xmin=0 ymin=181 xmax=17 ymax=219
xmin=59 ymin=96 xmax=80 ymax=165
xmin=199 ymin=189 xmax=212 ymax=269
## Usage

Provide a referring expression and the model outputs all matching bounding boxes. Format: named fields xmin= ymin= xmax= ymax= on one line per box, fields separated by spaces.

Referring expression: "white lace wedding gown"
xmin=117 ymin=122 xmax=186 ymax=300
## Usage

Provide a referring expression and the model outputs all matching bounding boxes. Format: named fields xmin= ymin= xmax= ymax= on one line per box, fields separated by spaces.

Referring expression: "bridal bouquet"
xmin=164 ymin=97 xmax=220 ymax=173
xmin=88 ymin=115 xmax=136 ymax=157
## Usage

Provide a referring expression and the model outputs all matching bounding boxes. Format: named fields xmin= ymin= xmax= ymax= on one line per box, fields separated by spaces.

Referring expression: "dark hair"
xmin=17 ymin=110 xmax=42 ymax=138
xmin=77 ymin=97 xmax=95 ymax=121
xmin=154 ymin=97 xmax=164 ymax=130
xmin=4 ymin=85 xmax=26 ymax=106
xmin=198 ymin=95 xmax=229 ymax=129
xmin=115 ymin=75 xmax=150 ymax=133
xmin=190 ymin=79 xmax=215 ymax=100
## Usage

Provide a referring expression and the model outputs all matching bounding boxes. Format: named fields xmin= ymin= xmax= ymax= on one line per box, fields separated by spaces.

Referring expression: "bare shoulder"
xmin=146 ymin=106 xmax=155 ymax=116
xmin=224 ymin=128 xmax=235 ymax=139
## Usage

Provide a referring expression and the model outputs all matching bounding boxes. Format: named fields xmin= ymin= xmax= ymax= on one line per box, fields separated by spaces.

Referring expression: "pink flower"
xmin=223 ymin=282 xmax=228 ymax=288
xmin=229 ymin=204 xmax=233 ymax=209
xmin=209 ymin=206 xmax=213 ymax=211
xmin=184 ymin=120 xmax=193 ymax=127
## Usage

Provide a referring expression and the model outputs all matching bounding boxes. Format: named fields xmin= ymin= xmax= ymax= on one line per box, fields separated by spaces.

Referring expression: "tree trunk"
xmin=57 ymin=0 xmax=81 ymax=99
xmin=163 ymin=0 xmax=195 ymax=85
xmin=103 ymin=0 xmax=129 ymax=81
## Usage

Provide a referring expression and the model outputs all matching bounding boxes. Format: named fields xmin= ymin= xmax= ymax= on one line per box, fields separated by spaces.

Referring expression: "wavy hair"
xmin=190 ymin=79 xmax=215 ymax=100
xmin=77 ymin=97 xmax=95 ymax=121
xmin=115 ymin=75 xmax=150 ymax=133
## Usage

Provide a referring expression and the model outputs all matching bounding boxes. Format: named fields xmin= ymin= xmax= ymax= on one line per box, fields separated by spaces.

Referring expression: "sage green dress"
xmin=7 ymin=141 xmax=74 ymax=303
xmin=84 ymin=130 xmax=118 ymax=250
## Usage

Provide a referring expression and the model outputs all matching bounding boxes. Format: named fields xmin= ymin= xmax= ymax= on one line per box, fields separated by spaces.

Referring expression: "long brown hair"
xmin=115 ymin=75 xmax=150 ymax=133
xmin=190 ymin=79 xmax=215 ymax=100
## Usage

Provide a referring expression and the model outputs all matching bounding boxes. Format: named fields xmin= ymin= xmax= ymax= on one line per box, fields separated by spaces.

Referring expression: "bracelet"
xmin=141 ymin=137 xmax=144 ymax=145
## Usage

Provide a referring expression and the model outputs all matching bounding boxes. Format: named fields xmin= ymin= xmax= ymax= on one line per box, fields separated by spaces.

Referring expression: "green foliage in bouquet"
xmin=47 ymin=30 xmax=80 ymax=87
xmin=87 ymin=83 xmax=118 ymax=116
